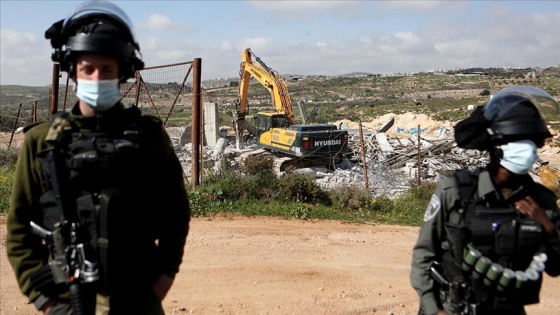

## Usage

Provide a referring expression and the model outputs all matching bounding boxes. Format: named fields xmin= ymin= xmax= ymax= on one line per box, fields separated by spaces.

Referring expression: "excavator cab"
xmin=255 ymin=112 xmax=290 ymax=136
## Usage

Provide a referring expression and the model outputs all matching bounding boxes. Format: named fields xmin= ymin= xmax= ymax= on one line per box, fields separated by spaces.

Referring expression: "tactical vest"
xmin=37 ymin=106 xmax=153 ymax=295
xmin=442 ymin=169 xmax=546 ymax=311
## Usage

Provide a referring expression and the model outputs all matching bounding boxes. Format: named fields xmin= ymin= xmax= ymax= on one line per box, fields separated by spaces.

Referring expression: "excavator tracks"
xmin=237 ymin=148 xmax=337 ymax=173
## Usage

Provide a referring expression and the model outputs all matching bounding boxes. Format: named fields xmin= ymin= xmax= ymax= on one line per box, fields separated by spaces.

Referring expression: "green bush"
xmin=277 ymin=172 xmax=330 ymax=204
xmin=188 ymin=190 xmax=215 ymax=217
xmin=242 ymin=173 xmax=280 ymax=199
xmin=328 ymin=184 xmax=370 ymax=211
xmin=380 ymin=182 xmax=437 ymax=225
xmin=291 ymin=204 xmax=310 ymax=219
xmin=0 ymin=167 xmax=15 ymax=214
xmin=239 ymin=154 xmax=275 ymax=177
xmin=200 ymin=170 xmax=244 ymax=199
xmin=188 ymin=190 xmax=234 ymax=218
xmin=0 ymin=148 xmax=18 ymax=214
xmin=200 ymin=166 xmax=280 ymax=200
xmin=193 ymin=162 xmax=441 ymax=226
xmin=0 ymin=147 xmax=19 ymax=168
xmin=365 ymin=196 xmax=395 ymax=216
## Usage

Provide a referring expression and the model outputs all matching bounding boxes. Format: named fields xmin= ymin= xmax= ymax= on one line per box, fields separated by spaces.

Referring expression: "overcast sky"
xmin=1 ymin=0 xmax=559 ymax=86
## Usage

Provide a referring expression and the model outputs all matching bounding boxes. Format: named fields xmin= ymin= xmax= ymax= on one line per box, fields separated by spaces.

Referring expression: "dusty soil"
xmin=2 ymin=215 xmax=560 ymax=315
xmin=1 ymin=126 xmax=559 ymax=315
xmin=0 ymin=132 xmax=24 ymax=150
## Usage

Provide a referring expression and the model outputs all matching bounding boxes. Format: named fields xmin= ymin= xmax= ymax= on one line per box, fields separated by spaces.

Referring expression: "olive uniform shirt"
xmin=410 ymin=167 xmax=560 ymax=315
xmin=6 ymin=103 xmax=191 ymax=308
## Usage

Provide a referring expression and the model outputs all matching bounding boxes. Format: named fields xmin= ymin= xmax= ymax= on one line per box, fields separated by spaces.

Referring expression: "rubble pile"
xmin=313 ymin=131 xmax=492 ymax=197
xmin=171 ymin=116 xmax=560 ymax=198
xmin=172 ymin=131 xmax=467 ymax=197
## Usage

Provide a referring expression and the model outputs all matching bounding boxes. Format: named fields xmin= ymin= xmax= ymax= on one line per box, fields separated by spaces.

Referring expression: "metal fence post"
xmin=191 ymin=58 xmax=202 ymax=187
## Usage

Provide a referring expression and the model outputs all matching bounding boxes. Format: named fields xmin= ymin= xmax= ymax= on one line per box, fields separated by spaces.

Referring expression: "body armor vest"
xmin=442 ymin=169 xmax=546 ymax=311
xmin=38 ymin=107 xmax=147 ymax=295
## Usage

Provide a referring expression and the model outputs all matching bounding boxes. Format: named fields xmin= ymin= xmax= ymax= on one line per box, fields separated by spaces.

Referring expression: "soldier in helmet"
xmin=6 ymin=1 xmax=190 ymax=314
xmin=410 ymin=86 xmax=560 ymax=315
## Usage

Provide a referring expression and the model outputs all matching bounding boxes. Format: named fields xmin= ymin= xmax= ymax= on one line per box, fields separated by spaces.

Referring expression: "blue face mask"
xmin=498 ymin=140 xmax=538 ymax=175
xmin=76 ymin=78 xmax=121 ymax=112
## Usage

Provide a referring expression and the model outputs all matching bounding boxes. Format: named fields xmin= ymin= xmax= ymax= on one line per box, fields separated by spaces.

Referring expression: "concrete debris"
xmin=171 ymin=125 xmax=559 ymax=198
xmin=376 ymin=117 xmax=395 ymax=133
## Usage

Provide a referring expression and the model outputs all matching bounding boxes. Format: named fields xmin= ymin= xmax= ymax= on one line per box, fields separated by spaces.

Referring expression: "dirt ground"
xmin=1 ymin=128 xmax=559 ymax=315
xmin=2 ymin=215 xmax=560 ymax=315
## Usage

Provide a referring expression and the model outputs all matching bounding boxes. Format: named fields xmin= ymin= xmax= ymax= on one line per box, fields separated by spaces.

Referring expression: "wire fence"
xmin=1 ymin=61 xmax=195 ymax=150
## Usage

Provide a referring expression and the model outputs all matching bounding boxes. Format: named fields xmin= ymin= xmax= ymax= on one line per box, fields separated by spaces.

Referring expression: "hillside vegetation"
xmin=206 ymin=66 xmax=560 ymax=130
xmin=2 ymin=66 xmax=560 ymax=131
xmin=1 ymin=66 xmax=560 ymax=223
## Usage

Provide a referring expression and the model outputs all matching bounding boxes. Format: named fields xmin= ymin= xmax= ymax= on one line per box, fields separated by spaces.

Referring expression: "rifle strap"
xmin=453 ymin=168 xmax=479 ymax=217
xmin=37 ymin=143 xmax=73 ymax=229
xmin=448 ymin=168 xmax=480 ymax=270
xmin=96 ymin=189 xmax=117 ymax=295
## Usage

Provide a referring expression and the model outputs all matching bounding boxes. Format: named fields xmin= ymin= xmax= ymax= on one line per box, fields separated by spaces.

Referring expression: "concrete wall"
xmin=203 ymin=102 xmax=220 ymax=149
xmin=164 ymin=102 xmax=220 ymax=149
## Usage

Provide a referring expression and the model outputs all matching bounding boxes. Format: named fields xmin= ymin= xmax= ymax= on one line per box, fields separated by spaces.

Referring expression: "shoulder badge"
xmin=423 ymin=194 xmax=441 ymax=222
xmin=46 ymin=115 xmax=73 ymax=143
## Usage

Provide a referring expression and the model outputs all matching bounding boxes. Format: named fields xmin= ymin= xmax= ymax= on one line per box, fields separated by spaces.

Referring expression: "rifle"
xmin=429 ymin=217 xmax=480 ymax=315
xmin=430 ymin=261 xmax=478 ymax=315
xmin=30 ymin=139 xmax=99 ymax=315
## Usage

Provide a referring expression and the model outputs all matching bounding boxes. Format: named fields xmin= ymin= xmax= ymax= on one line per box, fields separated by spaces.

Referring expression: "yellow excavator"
xmin=234 ymin=48 xmax=349 ymax=170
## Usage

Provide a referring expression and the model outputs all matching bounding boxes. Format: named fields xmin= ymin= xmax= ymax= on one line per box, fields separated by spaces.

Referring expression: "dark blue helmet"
xmin=455 ymin=86 xmax=557 ymax=149
xmin=45 ymin=0 xmax=144 ymax=81
xmin=483 ymin=86 xmax=556 ymax=143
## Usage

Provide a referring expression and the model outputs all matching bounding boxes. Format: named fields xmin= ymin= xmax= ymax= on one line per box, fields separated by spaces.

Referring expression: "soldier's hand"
xmin=152 ymin=274 xmax=174 ymax=301
xmin=514 ymin=195 xmax=556 ymax=236
xmin=434 ymin=310 xmax=447 ymax=315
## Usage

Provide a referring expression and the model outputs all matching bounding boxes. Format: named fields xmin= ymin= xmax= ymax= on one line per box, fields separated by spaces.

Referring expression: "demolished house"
xmin=170 ymin=112 xmax=560 ymax=198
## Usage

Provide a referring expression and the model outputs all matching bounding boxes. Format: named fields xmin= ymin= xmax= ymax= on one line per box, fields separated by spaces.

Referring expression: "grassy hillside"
xmin=1 ymin=67 xmax=559 ymax=220
xmin=1 ymin=85 xmax=50 ymax=109
xmin=2 ymin=67 xmax=560 ymax=130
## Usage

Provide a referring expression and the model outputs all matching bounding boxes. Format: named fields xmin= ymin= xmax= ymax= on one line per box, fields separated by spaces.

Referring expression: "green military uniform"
xmin=410 ymin=167 xmax=560 ymax=315
xmin=6 ymin=103 xmax=191 ymax=314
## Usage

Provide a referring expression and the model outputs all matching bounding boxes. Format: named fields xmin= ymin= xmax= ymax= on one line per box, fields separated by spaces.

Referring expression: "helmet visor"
xmin=484 ymin=85 xmax=559 ymax=125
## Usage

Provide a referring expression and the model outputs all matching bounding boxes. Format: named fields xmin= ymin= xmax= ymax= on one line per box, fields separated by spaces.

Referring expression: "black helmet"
xmin=455 ymin=86 xmax=558 ymax=149
xmin=45 ymin=0 xmax=144 ymax=81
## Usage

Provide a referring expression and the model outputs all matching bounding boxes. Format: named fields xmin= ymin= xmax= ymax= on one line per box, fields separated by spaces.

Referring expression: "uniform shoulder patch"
xmin=423 ymin=194 xmax=441 ymax=222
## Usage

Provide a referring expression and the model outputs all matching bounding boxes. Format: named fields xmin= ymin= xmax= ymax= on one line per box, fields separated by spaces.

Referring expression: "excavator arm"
xmin=233 ymin=48 xmax=349 ymax=166
xmin=237 ymin=48 xmax=296 ymax=125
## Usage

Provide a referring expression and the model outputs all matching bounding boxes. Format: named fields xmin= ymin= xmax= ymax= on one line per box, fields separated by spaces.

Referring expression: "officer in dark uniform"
xmin=6 ymin=1 xmax=190 ymax=314
xmin=410 ymin=86 xmax=560 ymax=315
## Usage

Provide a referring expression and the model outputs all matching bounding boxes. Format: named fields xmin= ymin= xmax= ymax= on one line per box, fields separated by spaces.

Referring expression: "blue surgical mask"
xmin=76 ymin=78 xmax=121 ymax=111
xmin=497 ymin=140 xmax=538 ymax=175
